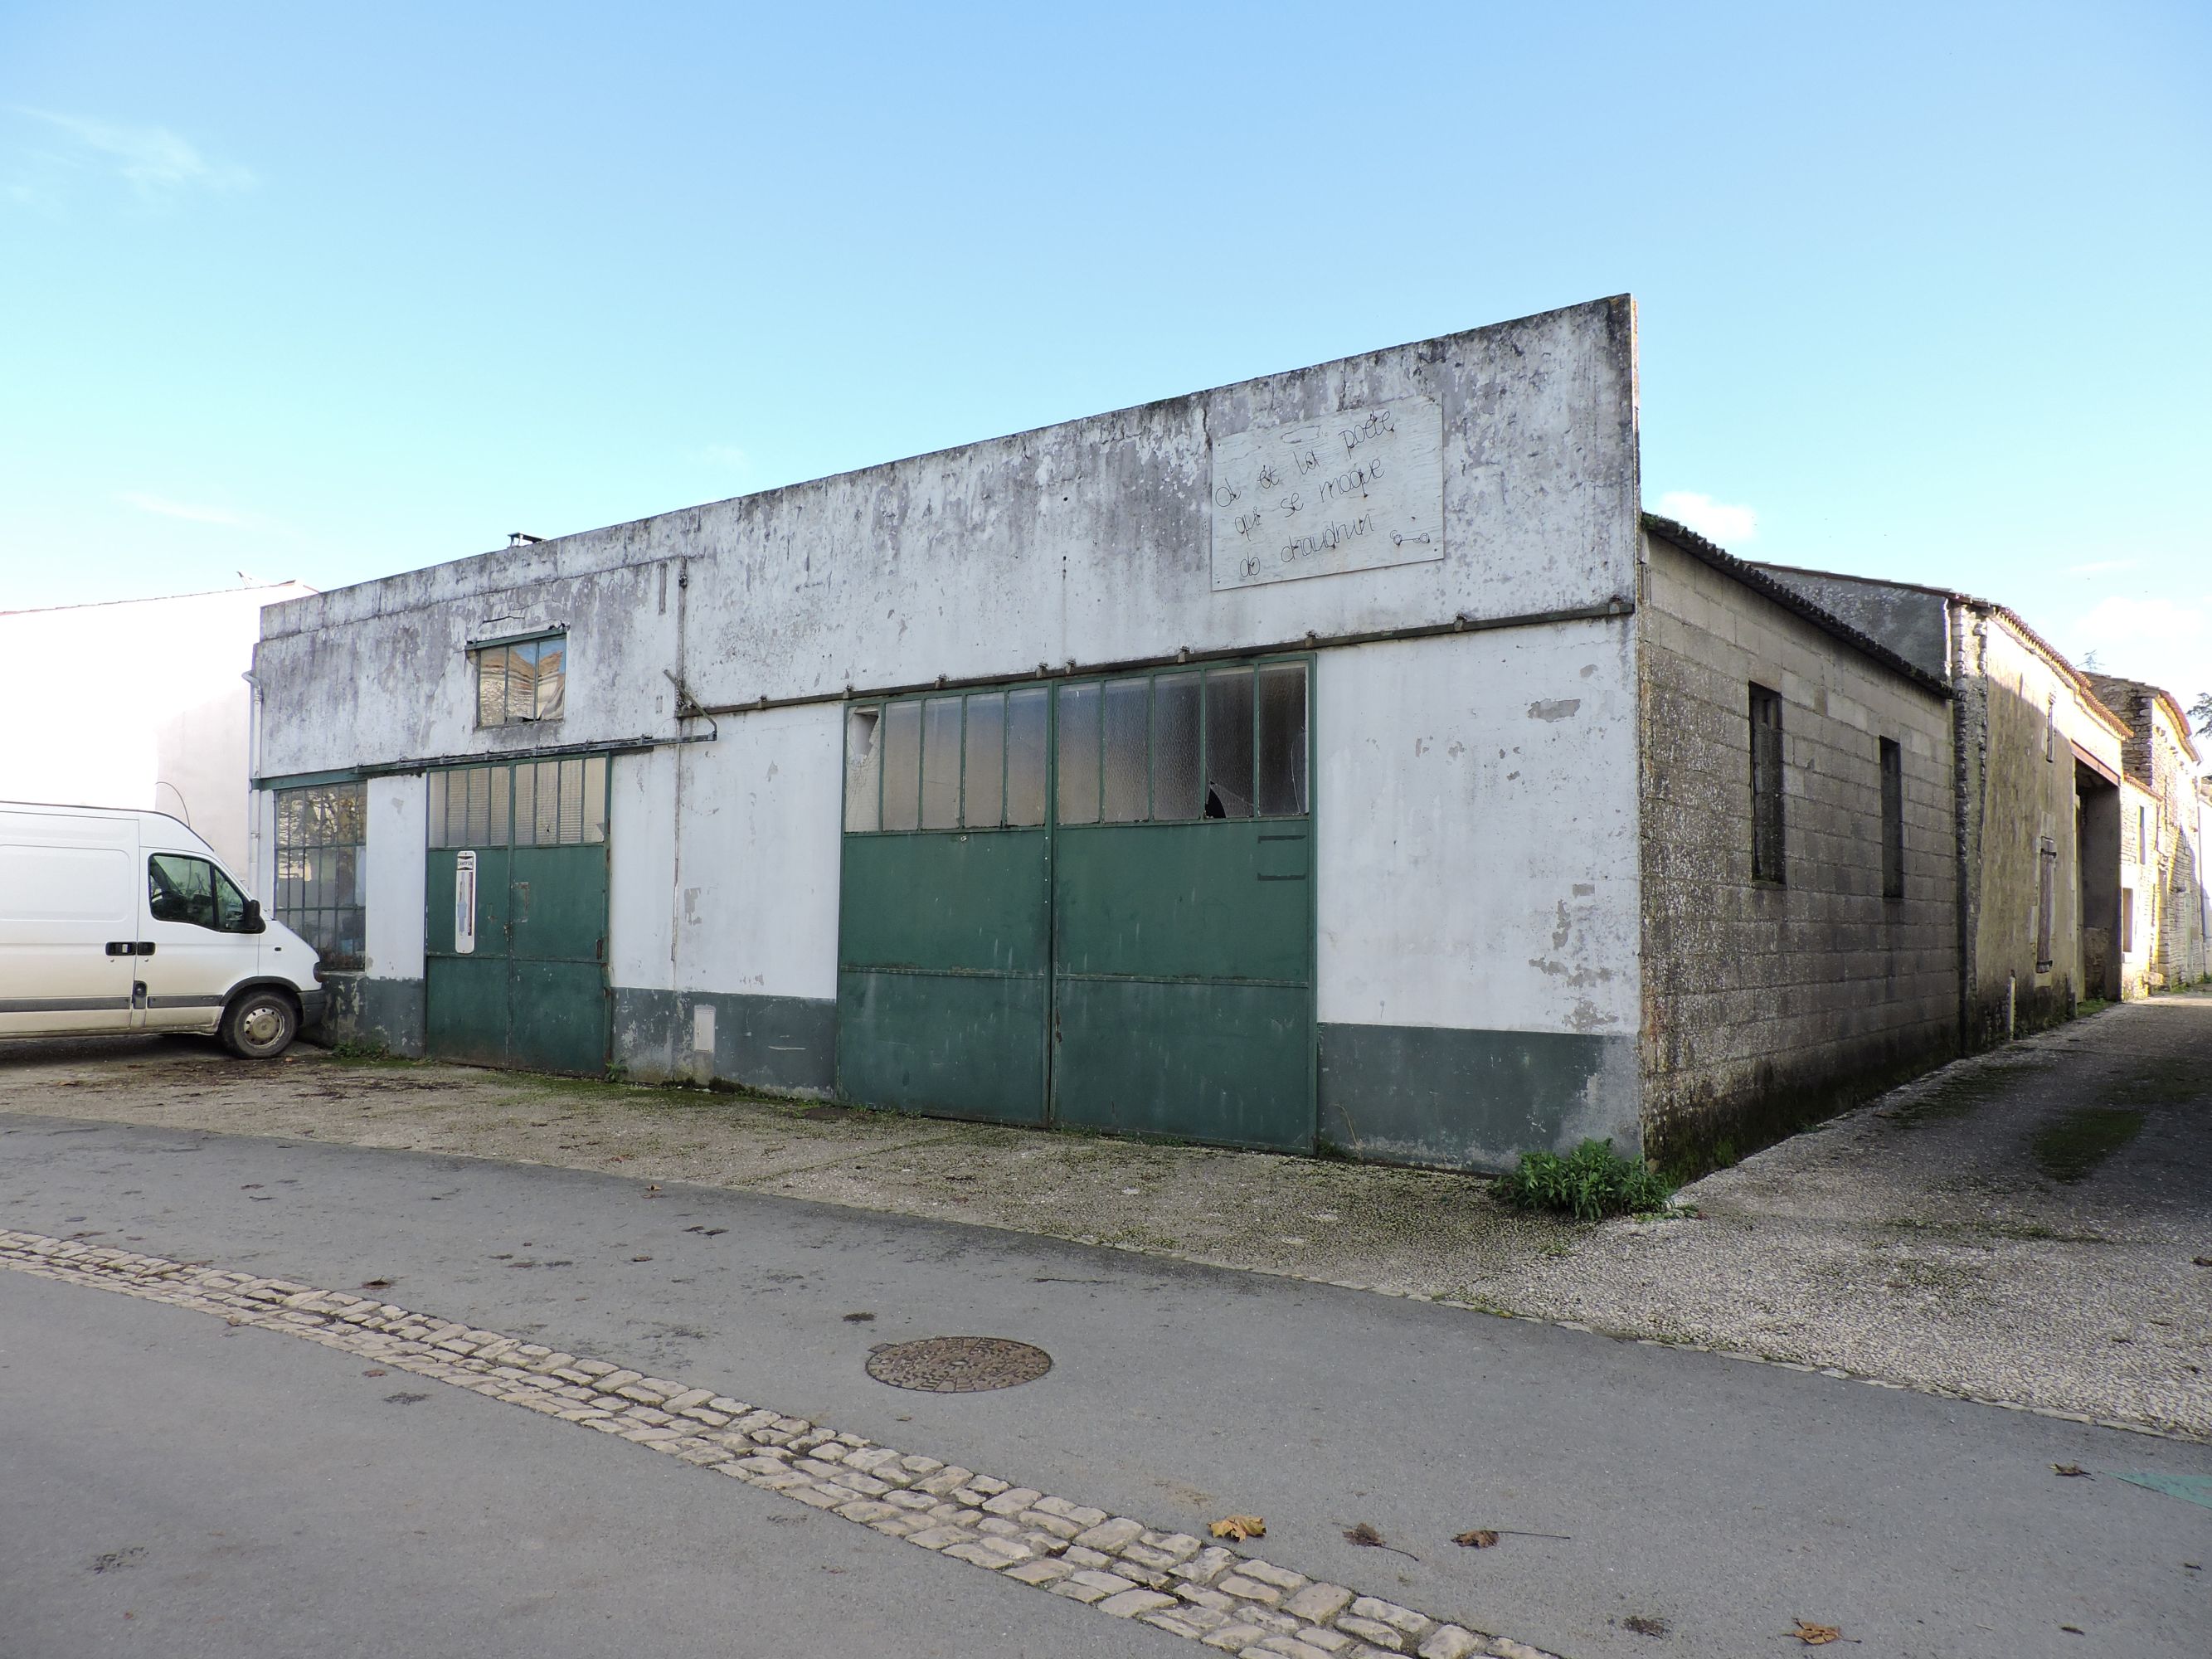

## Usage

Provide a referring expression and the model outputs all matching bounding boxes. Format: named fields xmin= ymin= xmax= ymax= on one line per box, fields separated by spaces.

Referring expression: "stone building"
xmin=2087 ymin=676 xmax=2207 ymax=994
xmin=253 ymin=296 xmax=1957 ymax=1174
xmin=1752 ymin=567 xmax=2131 ymax=1042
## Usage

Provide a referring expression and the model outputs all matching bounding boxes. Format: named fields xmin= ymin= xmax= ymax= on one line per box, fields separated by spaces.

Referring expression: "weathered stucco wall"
xmin=1314 ymin=622 xmax=1641 ymax=1170
xmin=254 ymin=298 xmax=1638 ymax=778
xmin=1638 ymin=530 xmax=1958 ymax=1168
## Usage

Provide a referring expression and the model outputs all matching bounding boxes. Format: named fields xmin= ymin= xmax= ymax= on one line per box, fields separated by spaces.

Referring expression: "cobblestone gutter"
xmin=0 ymin=1228 xmax=1557 ymax=1659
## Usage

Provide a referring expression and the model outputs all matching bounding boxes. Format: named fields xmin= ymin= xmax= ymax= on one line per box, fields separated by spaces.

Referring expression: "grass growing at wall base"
xmin=1499 ymin=1139 xmax=1675 ymax=1221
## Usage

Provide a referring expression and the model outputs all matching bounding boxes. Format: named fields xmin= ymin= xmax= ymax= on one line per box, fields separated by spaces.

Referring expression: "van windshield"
xmin=148 ymin=854 xmax=250 ymax=932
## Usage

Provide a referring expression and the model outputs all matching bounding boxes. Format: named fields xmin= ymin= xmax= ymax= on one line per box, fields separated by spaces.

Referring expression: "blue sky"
xmin=4 ymin=1 xmax=2207 ymax=714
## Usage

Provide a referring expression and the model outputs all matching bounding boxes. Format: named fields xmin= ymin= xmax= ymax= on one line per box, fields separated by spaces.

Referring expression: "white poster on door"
xmin=454 ymin=850 xmax=477 ymax=955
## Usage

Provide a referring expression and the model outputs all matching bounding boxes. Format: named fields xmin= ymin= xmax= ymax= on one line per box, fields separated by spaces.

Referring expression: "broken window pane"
xmin=477 ymin=646 xmax=507 ymax=727
xmin=1203 ymin=668 xmax=1254 ymax=820
xmin=583 ymin=755 xmax=607 ymax=843
xmin=964 ymin=693 xmax=1004 ymax=828
xmin=882 ymin=700 xmax=921 ymax=832
xmin=1152 ymin=673 xmax=1202 ymax=820
xmin=535 ymin=637 xmax=566 ymax=720
xmin=533 ymin=761 xmax=561 ymax=845
xmin=844 ymin=706 xmax=882 ymax=833
xmin=513 ymin=762 xmax=537 ymax=846
xmin=1004 ymin=688 xmax=1048 ymax=826
xmin=1257 ymin=662 xmax=1309 ymax=816
xmin=1057 ymin=683 xmax=1100 ymax=825
xmin=921 ymin=696 xmax=962 ymax=830
xmin=1102 ymin=678 xmax=1150 ymax=822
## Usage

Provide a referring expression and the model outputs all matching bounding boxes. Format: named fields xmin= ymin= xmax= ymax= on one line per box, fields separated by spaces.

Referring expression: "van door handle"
xmin=105 ymin=941 xmax=154 ymax=956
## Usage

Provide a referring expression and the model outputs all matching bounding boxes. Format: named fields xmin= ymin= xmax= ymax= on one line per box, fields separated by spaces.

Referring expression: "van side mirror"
xmin=242 ymin=898 xmax=267 ymax=935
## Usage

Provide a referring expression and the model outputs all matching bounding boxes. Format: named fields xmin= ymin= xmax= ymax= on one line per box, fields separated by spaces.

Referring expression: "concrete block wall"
xmin=1637 ymin=531 xmax=1958 ymax=1167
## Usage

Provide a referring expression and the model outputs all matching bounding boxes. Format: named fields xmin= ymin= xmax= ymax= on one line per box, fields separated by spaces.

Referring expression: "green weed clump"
xmin=1500 ymin=1139 xmax=1675 ymax=1221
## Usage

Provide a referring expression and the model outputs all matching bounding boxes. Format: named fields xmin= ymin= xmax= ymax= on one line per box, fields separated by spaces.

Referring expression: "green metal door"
xmin=1049 ymin=663 xmax=1315 ymax=1151
xmin=834 ymin=659 xmax=1314 ymax=1151
xmin=425 ymin=757 xmax=610 ymax=1074
xmin=836 ymin=691 xmax=1051 ymax=1123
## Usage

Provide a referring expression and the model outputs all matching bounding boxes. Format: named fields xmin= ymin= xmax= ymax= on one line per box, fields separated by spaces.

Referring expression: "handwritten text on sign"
xmin=1209 ymin=395 xmax=1444 ymax=590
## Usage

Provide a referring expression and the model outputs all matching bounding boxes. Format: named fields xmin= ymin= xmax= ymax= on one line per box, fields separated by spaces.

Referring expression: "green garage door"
xmin=836 ymin=659 xmax=1313 ymax=1151
xmin=425 ymin=757 xmax=610 ymax=1075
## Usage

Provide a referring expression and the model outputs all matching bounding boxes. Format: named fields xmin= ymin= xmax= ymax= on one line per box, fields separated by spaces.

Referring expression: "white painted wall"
xmin=668 ymin=705 xmax=843 ymax=1001
xmin=363 ymin=774 xmax=426 ymax=981
xmin=0 ymin=582 xmax=314 ymax=872
xmin=1315 ymin=622 xmax=1641 ymax=1037
xmin=608 ymin=748 xmax=678 ymax=992
xmin=254 ymin=299 xmax=1639 ymax=780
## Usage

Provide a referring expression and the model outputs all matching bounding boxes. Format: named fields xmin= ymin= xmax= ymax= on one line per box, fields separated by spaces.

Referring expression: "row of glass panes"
xmin=275 ymin=782 xmax=365 ymax=850
xmin=474 ymin=635 xmax=566 ymax=728
xmin=275 ymin=844 xmax=363 ymax=915
xmin=843 ymin=661 xmax=1309 ymax=834
xmin=283 ymin=906 xmax=367 ymax=969
xmin=428 ymin=757 xmax=608 ymax=849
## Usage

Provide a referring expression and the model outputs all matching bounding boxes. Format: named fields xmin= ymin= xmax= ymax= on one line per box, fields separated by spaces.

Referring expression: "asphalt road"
xmin=4 ymin=1112 xmax=2207 ymax=1658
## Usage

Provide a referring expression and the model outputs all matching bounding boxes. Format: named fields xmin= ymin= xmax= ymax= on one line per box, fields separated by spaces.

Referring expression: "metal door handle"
xmin=105 ymin=941 xmax=154 ymax=956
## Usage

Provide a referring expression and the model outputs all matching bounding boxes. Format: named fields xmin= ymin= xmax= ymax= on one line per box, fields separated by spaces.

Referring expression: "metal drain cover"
xmin=865 ymin=1336 xmax=1053 ymax=1393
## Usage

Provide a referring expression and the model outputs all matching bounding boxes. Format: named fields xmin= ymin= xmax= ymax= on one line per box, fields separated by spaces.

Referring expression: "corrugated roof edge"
xmin=1639 ymin=514 xmax=1951 ymax=698
xmin=1747 ymin=557 xmax=2133 ymax=745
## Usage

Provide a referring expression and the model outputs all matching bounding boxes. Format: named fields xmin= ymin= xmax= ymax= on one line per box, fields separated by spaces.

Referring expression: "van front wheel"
xmin=221 ymin=989 xmax=299 ymax=1059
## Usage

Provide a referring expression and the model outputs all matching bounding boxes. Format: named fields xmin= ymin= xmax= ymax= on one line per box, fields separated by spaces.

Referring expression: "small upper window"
xmin=148 ymin=854 xmax=251 ymax=932
xmin=474 ymin=634 xmax=566 ymax=727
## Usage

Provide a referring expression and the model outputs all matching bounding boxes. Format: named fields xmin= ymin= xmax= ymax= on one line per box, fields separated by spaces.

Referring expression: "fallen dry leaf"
xmin=1792 ymin=1619 xmax=1841 ymax=1646
xmin=362 ymin=1369 xmax=386 ymax=1378
xmin=1209 ymin=1515 xmax=1266 ymax=1541
xmin=1344 ymin=1522 xmax=1386 ymax=1547
xmin=2053 ymin=1463 xmax=2091 ymax=1477
xmin=1454 ymin=1530 xmax=1501 ymax=1549
xmin=360 ymin=1277 xmax=392 ymax=1290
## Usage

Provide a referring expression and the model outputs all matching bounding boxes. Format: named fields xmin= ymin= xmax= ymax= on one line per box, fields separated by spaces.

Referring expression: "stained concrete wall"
xmin=253 ymin=299 xmax=1639 ymax=779
xmin=1637 ymin=529 xmax=1958 ymax=1167
xmin=1314 ymin=621 xmax=1641 ymax=1170
xmin=1952 ymin=615 xmax=2128 ymax=1042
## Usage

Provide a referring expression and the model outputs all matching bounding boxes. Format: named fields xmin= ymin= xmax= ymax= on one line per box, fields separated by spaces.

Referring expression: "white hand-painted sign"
xmin=1209 ymin=394 xmax=1445 ymax=590
xmin=454 ymin=850 xmax=477 ymax=955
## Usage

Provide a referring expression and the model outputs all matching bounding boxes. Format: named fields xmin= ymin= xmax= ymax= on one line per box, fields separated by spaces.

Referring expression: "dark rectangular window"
xmin=2037 ymin=838 xmax=2057 ymax=971
xmin=473 ymin=633 xmax=566 ymax=727
xmin=274 ymin=781 xmax=366 ymax=969
xmin=1879 ymin=738 xmax=1904 ymax=900
xmin=1749 ymin=684 xmax=1786 ymax=884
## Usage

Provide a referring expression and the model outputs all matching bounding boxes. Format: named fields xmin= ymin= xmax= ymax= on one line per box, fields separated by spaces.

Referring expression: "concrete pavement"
xmin=4 ymin=1111 xmax=2206 ymax=1657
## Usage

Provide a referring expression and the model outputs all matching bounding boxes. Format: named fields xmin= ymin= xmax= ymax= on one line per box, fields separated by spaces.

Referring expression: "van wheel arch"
xmin=221 ymin=983 xmax=301 ymax=1059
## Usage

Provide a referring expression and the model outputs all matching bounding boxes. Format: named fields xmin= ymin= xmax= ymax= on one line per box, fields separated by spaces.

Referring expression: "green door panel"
xmin=509 ymin=844 xmax=608 ymax=962
xmin=840 ymin=830 xmax=1048 ymax=972
xmin=1053 ymin=821 xmax=1308 ymax=983
xmin=425 ymin=956 xmax=509 ymax=1068
xmin=835 ymin=970 xmax=1048 ymax=1125
xmin=510 ymin=960 xmax=610 ymax=1075
xmin=1052 ymin=979 xmax=1314 ymax=1151
xmin=423 ymin=766 xmax=610 ymax=1077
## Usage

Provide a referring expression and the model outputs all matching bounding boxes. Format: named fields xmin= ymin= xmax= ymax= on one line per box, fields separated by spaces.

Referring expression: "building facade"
xmin=2088 ymin=677 xmax=2208 ymax=994
xmin=1753 ymin=567 xmax=2132 ymax=1040
xmin=255 ymin=297 xmax=1960 ymax=1172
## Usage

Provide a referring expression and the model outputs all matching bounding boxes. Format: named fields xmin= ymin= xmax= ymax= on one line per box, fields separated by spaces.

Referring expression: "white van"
xmin=0 ymin=802 xmax=324 ymax=1058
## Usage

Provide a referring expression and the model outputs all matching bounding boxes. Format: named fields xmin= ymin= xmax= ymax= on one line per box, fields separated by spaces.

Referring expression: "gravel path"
xmin=3 ymin=994 xmax=2205 ymax=1437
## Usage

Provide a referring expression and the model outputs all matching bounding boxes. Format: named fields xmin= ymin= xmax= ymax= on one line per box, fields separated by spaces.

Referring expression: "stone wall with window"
xmin=1636 ymin=523 xmax=1958 ymax=1170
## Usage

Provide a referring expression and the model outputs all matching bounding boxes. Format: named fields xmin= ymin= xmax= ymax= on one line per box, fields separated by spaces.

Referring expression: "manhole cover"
xmin=865 ymin=1336 xmax=1053 ymax=1393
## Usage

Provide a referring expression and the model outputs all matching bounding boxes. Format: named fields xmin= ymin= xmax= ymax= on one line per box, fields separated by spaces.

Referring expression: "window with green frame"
xmin=841 ymin=659 xmax=1308 ymax=833
xmin=275 ymin=781 xmax=367 ymax=969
